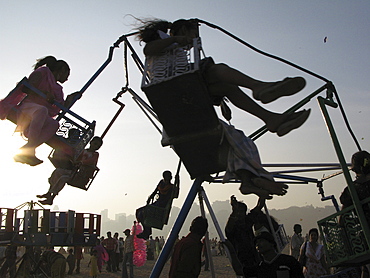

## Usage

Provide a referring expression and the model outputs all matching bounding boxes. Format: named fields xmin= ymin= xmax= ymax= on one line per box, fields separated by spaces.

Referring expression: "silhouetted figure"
xmin=0 ymin=55 xmax=80 ymax=166
xmin=102 ymin=231 xmax=117 ymax=272
xmin=37 ymin=136 xmax=103 ymax=205
xmin=290 ymin=224 xmax=304 ymax=260
xmin=66 ymin=248 xmax=75 ymax=275
xmin=248 ymin=231 xmax=304 ymax=278
xmin=340 ymin=150 xmax=370 ymax=221
xmin=137 ymin=18 xmax=309 ymax=198
xmin=137 ymin=170 xmax=177 ymax=239
xmin=32 ymin=250 xmax=66 ymax=278
xmin=137 ymin=18 xmax=309 ymax=135
xmin=122 ymin=229 xmax=134 ymax=278
xmin=0 ymin=245 xmax=17 ymax=278
xmin=339 ymin=151 xmax=370 ymax=278
xmin=169 ymin=216 xmax=208 ymax=278
xmin=88 ymin=249 xmax=98 ymax=278
xmin=74 ymin=246 xmax=83 ymax=274
xmin=225 ymin=195 xmax=262 ymax=269
xmin=91 ymin=239 xmax=108 ymax=273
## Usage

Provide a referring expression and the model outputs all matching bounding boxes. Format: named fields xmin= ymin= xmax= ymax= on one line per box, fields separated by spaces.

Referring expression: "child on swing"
xmin=37 ymin=136 xmax=103 ymax=205
xmin=0 ymin=56 xmax=81 ymax=166
xmin=136 ymin=18 xmax=310 ymax=137
xmin=136 ymin=18 xmax=303 ymax=199
xmin=136 ymin=170 xmax=178 ymax=240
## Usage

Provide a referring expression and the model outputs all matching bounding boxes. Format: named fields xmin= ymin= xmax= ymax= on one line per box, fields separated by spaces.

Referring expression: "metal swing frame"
xmin=35 ymin=18 xmax=366 ymax=275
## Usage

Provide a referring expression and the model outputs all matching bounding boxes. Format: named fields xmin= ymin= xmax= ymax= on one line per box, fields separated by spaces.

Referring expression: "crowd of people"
xmin=3 ymin=147 xmax=368 ymax=278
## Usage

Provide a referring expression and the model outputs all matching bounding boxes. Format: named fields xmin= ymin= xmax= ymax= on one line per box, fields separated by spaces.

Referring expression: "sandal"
xmin=14 ymin=154 xmax=43 ymax=166
xmin=40 ymin=197 xmax=53 ymax=206
xmin=255 ymin=77 xmax=306 ymax=104
xmin=36 ymin=193 xmax=51 ymax=199
xmin=276 ymin=109 xmax=310 ymax=137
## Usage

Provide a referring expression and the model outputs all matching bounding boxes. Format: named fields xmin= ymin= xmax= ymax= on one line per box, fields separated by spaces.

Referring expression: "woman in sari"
xmin=300 ymin=228 xmax=328 ymax=278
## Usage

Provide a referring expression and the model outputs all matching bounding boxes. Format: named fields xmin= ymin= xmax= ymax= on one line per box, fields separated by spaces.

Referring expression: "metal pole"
xmin=263 ymin=205 xmax=281 ymax=252
xmin=318 ymin=96 xmax=370 ymax=247
xmin=149 ymin=178 xmax=203 ymax=278
xmin=100 ymin=98 xmax=125 ymax=139
xmin=200 ymin=189 xmax=244 ymax=277
xmin=198 ymin=192 xmax=216 ymax=278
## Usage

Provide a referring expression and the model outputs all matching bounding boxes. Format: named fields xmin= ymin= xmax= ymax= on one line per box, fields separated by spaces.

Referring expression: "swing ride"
xmin=0 ymin=17 xmax=368 ymax=277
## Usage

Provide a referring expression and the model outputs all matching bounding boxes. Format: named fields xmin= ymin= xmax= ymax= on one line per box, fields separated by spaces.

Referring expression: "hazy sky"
xmin=0 ymin=1 xmax=369 ymax=223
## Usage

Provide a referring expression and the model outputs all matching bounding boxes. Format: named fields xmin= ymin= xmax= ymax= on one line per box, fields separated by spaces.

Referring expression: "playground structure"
xmin=0 ymin=201 xmax=100 ymax=277
xmin=0 ymin=18 xmax=368 ymax=277
xmin=0 ymin=201 xmax=101 ymax=247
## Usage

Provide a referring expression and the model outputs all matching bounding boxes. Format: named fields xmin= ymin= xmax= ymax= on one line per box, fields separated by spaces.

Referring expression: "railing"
xmin=141 ymin=37 xmax=201 ymax=88
xmin=317 ymin=197 xmax=370 ymax=266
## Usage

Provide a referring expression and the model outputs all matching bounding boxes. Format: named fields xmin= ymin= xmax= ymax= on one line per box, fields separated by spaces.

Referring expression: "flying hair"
xmin=133 ymin=17 xmax=172 ymax=43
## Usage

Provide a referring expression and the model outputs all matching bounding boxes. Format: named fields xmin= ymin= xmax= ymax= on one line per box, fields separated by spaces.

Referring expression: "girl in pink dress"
xmin=1 ymin=56 xmax=79 ymax=166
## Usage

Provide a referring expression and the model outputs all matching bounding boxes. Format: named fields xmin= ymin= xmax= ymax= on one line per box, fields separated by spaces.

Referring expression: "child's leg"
xmin=49 ymin=169 xmax=72 ymax=195
xmin=204 ymin=63 xmax=261 ymax=89
xmin=25 ymin=112 xmax=59 ymax=149
xmin=252 ymin=177 xmax=288 ymax=196
xmin=208 ymin=82 xmax=309 ymax=135
xmin=19 ymin=106 xmax=59 ymax=161
xmin=40 ymin=169 xmax=72 ymax=205
xmin=236 ymin=169 xmax=272 ymax=198
xmin=205 ymin=63 xmax=305 ymax=103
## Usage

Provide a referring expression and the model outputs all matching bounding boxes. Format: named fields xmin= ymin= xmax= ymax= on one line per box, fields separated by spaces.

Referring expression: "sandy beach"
xmin=67 ymin=254 xmax=236 ymax=278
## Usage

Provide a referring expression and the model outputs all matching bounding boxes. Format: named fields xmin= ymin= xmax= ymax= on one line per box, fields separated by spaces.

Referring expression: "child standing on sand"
xmin=89 ymin=249 xmax=98 ymax=277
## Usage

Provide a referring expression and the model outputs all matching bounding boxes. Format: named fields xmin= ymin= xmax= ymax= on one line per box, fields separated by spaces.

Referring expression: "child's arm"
xmin=147 ymin=189 xmax=157 ymax=205
xmin=79 ymin=151 xmax=99 ymax=166
xmin=250 ymin=197 xmax=266 ymax=214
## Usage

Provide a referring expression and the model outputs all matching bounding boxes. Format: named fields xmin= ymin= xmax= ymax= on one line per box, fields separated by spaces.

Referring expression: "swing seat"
xmin=67 ymin=165 xmax=99 ymax=190
xmin=1 ymin=77 xmax=96 ymax=161
xmin=137 ymin=182 xmax=179 ymax=230
xmin=141 ymin=39 xmax=229 ymax=179
xmin=317 ymin=196 xmax=370 ymax=267
xmin=139 ymin=199 xmax=174 ymax=230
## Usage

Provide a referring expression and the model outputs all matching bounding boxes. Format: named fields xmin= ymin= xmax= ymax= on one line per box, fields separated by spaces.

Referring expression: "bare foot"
xmin=252 ymin=177 xmax=288 ymax=196
xmin=239 ymin=182 xmax=273 ymax=199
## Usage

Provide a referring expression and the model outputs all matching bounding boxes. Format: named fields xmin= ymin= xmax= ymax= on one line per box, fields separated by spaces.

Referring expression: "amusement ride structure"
xmin=0 ymin=18 xmax=368 ymax=277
